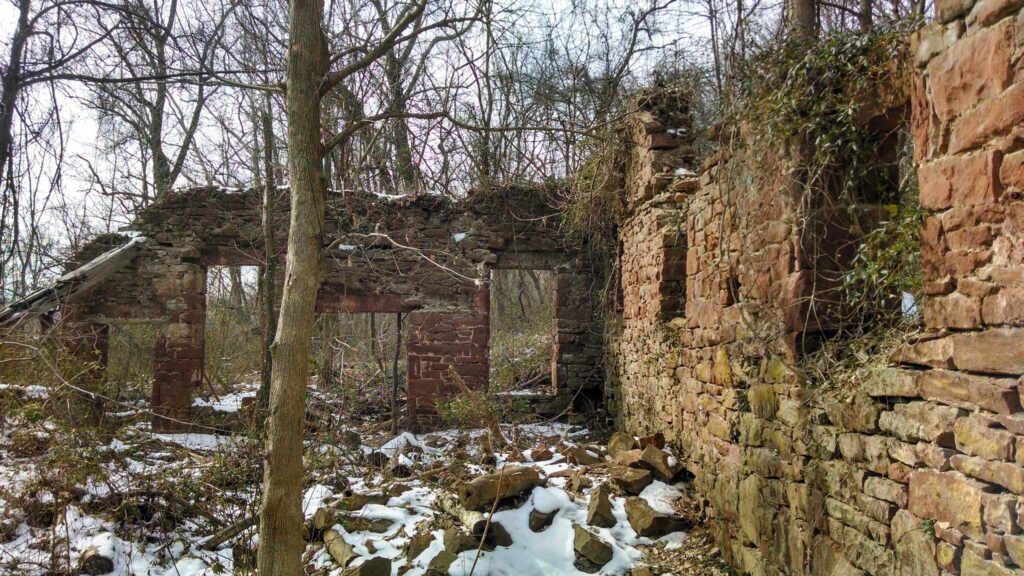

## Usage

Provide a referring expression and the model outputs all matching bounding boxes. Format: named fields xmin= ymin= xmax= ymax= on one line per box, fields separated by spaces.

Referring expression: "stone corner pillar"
xmin=151 ymin=258 xmax=206 ymax=432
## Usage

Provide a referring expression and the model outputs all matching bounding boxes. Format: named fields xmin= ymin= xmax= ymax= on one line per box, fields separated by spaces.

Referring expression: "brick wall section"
xmin=406 ymin=290 xmax=489 ymax=428
xmin=610 ymin=12 xmax=1024 ymax=572
xmin=551 ymin=269 xmax=604 ymax=404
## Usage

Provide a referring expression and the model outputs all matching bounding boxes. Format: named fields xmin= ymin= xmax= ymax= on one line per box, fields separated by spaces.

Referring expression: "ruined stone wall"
xmin=610 ymin=8 xmax=1024 ymax=573
xmin=62 ymin=185 xmax=601 ymax=430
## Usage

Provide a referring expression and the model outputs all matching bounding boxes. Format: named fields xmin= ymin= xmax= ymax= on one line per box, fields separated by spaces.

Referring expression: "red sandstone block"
xmin=1001 ymin=150 xmax=1024 ymax=191
xmin=950 ymin=82 xmax=1024 ymax=154
xmin=922 ymin=292 xmax=982 ymax=329
xmin=983 ymin=287 xmax=1024 ymax=325
xmin=968 ymin=0 xmax=1024 ymax=27
xmin=935 ymin=0 xmax=974 ymax=21
xmin=926 ymin=18 xmax=1015 ymax=122
xmin=944 ymin=248 xmax=992 ymax=277
xmin=919 ymin=150 xmax=1002 ymax=209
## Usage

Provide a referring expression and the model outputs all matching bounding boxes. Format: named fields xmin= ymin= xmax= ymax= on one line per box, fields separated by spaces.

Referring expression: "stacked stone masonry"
xmin=58 ymin=186 xmax=602 ymax=431
xmin=609 ymin=6 xmax=1024 ymax=574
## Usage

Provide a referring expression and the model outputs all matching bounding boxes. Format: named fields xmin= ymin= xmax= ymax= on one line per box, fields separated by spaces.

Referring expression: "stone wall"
xmin=609 ymin=7 xmax=1024 ymax=573
xmin=60 ymin=186 xmax=602 ymax=430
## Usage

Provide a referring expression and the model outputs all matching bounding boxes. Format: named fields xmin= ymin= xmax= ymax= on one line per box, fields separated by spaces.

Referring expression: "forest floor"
xmin=0 ymin=381 xmax=732 ymax=575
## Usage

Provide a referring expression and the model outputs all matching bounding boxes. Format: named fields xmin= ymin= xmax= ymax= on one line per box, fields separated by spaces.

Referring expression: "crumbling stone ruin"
xmin=7 ymin=186 xmax=603 ymax=431
xmin=605 ymin=1 xmax=1024 ymax=573
xmin=7 ymin=1 xmax=1024 ymax=571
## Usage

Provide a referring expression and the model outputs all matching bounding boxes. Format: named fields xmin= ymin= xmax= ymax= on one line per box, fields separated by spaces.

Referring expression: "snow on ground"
xmin=0 ymin=383 xmax=693 ymax=576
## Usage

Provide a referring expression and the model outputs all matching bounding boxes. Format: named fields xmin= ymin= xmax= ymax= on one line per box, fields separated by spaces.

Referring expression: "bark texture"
xmin=256 ymin=0 xmax=328 ymax=573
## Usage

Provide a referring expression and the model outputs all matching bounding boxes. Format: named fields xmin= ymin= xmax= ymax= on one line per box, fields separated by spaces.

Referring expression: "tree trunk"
xmin=256 ymin=0 xmax=328 ymax=573
xmin=859 ymin=0 xmax=873 ymax=32
xmin=0 ymin=0 xmax=31 ymax=192
xmin=789 ymin=0 xmax=816 ymax=37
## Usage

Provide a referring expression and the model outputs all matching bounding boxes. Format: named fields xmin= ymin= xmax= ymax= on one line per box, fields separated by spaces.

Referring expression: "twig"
xmin=469 ymin=463 xmax=506 ymax=576
xmin=200 ymin=514 xmax=257 ymax=551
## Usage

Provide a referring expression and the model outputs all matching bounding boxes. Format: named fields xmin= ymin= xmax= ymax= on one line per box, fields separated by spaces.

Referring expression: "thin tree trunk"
xmin=258 ymin=93 xmax=278 ymax=412
xmin=256 ymin=0 xmax=328 ymax=572
xmin=391 ymin=312 xmax=403 ymax=434
xmin=0 ymin=0 xmax=31 ymax=192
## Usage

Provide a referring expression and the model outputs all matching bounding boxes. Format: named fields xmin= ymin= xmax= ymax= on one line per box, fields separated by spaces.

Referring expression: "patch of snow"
xmin=659 ymin=531 xmax=687 ymax=550
xmin=303 ymin=484 xmax=335 ymax=518
xmin=192 ymin=389 xmax=255 ymax=413
xmin=639 ymin=481 xmax=684 ymax=515
xmin=153 ymin=433 xmax=236 ymax=452
xmin=673 ymin=167 xmax=697 ymax=177
xmin=453 ymin=232 xmax=467 ymax=242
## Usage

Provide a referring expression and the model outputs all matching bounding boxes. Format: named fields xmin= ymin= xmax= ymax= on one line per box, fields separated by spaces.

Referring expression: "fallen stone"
xmin=636 ymin=445 xmax=678 ymax=482
xmin=624 ymin=496 xmax=687 ymax=538
xmin=637 ymin=432 xmax=665 ymax=450
xmin=610 ymin=465 xmax=653 ymax=494
xmin=530 ymin=446 xmax=554 ymax=461
xmin=486 ymin=521 xmax=513 ymax=547
xmin=79 ymin=546 xmax=115 ymax=575
xmin=587 ymin=483 xmax=616 ymax=528
xmin=565 ymin=446 xmax=602 ymax=466
xmin=457 ymin=466 xmax=544 ymax=511
xmin=342 ymin=557 xmax=391 ymax=576
xmin=425 ymin=551 xmax=457 ymax=576
xmin=614 ymin=448 xmax=644 ymax=467
xmin=334 ymin=493 xmax=390 ymax=511
xmin=406 ymin=532 xmax=433 ymax=561
xmin=570 ymin=473 xmax=594 ymax=492
xmin=443 ymin=527 xmax=478 ymax=554
xmin=573 ymin=525 xmax=613 ymax=568
xmin=529 ymin=507 xmax=558 ymax=532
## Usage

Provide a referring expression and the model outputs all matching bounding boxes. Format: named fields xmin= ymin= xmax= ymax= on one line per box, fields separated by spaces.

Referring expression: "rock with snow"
xmin=457 ymin=465 xmax=544 ymax=511
xmin=624 ymin=496 xmax=687 ymax=538
xmin=342 ymin=556 xmax=391 ymax=576
xmin=573 ymin=524 xmax=614 ymax=569
xmin=610 ymin=465 xmax=654 ymax=495
xmin=528 ymin=507 xmax=558 ymax=532
xmin=425 ymin=550 xmax=457 ymax=575
xmin=78 ymin=546 xmax=114 ymax=575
